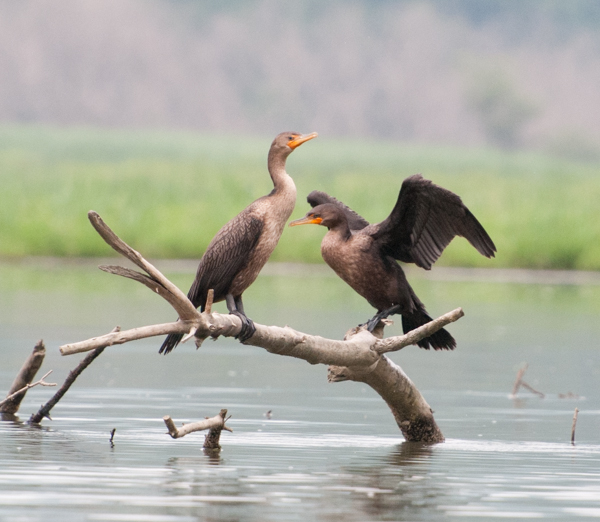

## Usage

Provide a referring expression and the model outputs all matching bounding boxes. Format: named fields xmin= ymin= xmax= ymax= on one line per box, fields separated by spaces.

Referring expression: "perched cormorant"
xmin=289 ymin=174 xmax=496 ymax=350
xmin=159 ymin=131 xmax=318 ymax=354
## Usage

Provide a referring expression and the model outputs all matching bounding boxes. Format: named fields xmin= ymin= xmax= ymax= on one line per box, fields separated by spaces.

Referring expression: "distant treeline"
xmin=0 ymin=1 xmax=600 ymax=157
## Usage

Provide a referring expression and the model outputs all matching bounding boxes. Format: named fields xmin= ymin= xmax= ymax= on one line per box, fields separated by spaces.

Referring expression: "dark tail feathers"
xmin=401 ymin=309 xmax=456 ymax=350
xmin=159 ymin=332 xmax=184 ymax=355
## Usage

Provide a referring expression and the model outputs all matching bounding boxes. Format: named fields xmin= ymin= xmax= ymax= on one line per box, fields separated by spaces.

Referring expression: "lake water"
xmin=1 ymin=260 xmax=600 ymax=521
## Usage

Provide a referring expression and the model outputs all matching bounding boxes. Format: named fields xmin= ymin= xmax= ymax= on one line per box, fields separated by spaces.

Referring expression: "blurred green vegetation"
xmin=1 ymin=124 xmax=599 ymax=270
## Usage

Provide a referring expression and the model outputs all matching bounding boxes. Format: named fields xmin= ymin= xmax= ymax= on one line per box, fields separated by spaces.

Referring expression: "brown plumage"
xmin=290 ymin=174 xmax=496 ymax=350
xmin=159 ymin=131 xmax=317 ymax=354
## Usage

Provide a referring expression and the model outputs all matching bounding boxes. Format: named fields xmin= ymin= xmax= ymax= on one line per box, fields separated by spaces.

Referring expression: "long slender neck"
xmin=267 ymin=149 xmax=295 ymax=195
xmin=328 ymin=218 xmax=352 ymax=242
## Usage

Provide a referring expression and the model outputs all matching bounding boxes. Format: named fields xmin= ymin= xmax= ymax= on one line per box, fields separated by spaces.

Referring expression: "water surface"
xmin=1 ymin=261 xmax=599 ymax=521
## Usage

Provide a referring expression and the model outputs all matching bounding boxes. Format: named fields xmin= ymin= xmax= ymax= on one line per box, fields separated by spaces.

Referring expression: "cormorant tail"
xmin=159 ymin=332 xmax=184 ymax=355
xmin=401 ymin=310 xmax=456 ymax=351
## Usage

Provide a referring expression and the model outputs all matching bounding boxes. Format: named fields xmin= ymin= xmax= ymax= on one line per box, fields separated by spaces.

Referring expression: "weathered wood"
xmin=164 ymin=409 xmax=232 ymax=449
xmin=571 ymin=407 xmax=579 ymax=445
xmin=60 ymin=211 xmax=467 ymax=443
xmin=330 ymin=357 xmax=443 ymax=442
xmin=373 ymin=308 xmax=464 ymax=355
xmin=88 ymin=211 xmax=198 ymax=321
xmin=60 ymin=320 xmax=199 ymax=355
xmin=1 ymin=340 xmax=47 ymax=414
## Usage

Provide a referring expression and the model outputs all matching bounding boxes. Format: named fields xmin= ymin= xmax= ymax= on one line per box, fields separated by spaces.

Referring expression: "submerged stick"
xmin=1 ymin=340 xmax=47 ymax=414
xmin=29 ymin=329 xmax=117 ymax=424
xmin=511 ymin=364 xmax=528 ymax=397
xmin=571 ymin=407 xmax=579 ymax=445
xmin=164 ymin=409 xmax=232 ymax=449
xmin=510 ymin=363 xmax=544 ymax=398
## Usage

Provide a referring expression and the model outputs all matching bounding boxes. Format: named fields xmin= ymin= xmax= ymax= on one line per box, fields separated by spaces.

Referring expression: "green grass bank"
xmin=1 ymin=124 xmax=599 ymax=270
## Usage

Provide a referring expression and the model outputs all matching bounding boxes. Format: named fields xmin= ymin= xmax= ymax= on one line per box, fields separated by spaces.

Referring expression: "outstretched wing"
xmin=307 ymin=190 xmax=370 ymax=231
xmin=372 ymin=174 xmax=496 ymax=270
xmin=188 ymin=211 xmax=263 ymax=309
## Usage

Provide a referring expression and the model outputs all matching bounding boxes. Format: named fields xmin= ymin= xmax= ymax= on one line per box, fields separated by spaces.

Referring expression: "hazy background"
xmin=2 ymin=0 xmax=600 ymax=158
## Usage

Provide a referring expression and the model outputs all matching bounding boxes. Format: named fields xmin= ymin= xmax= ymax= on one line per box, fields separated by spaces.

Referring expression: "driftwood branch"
xmin=89 ymin=211 xmax=197 ymax=321
xmin=60 ymin=211 xmax=468 ymax=443
xmin=1 ymin=340 xmax=48 ymax=414
xmin=164 ymin=409 xmax=232 ymax=449
xmin=571 ymin=407 xmax=579 ymax=445
xmin=510 ymin=363 xmax=545 ymax=398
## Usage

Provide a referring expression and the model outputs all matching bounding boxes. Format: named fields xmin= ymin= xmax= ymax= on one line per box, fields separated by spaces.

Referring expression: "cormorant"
xmin=289 ymin=174 xmax=495 ymax=350
xmin=159 ymin=131 xmax=318 ymax=353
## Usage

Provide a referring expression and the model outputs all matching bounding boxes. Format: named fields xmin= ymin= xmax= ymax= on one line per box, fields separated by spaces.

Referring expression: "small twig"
xmin=205 ymin=289 xmax=214 ymax=314
xmin=180 ymin=326 xmax=199 ymax=344
xmin=571 ymin=407 xmax=579 ymax=445
xmin=0 ymin=371 xmax=56 ymax=409
xmin=519 ymin=381 xmax=545 ymax=398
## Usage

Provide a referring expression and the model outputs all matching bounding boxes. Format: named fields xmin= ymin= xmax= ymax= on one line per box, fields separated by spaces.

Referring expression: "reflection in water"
xmin=332 ymin=443 xmax=440 ymax=521
xmin=2 ymin=266 xmax=600 ymax=521
xmin=387 ymin=441 xmax=435 ymax=465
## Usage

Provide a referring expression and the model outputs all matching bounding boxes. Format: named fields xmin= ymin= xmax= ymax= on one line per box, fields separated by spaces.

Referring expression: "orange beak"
xmin=289 ymin=215 xmax=323 ymax=227
xmin=288 ymin=132 xmax=318 ymax=150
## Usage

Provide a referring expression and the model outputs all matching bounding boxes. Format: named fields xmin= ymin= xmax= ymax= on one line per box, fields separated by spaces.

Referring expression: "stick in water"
xmin=571 ymin=407 xmax=579 ymax=445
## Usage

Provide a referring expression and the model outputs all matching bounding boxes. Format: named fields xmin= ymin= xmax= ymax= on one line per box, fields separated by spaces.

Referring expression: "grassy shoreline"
xmin=1 ymin=124 xmax=599 ymax=270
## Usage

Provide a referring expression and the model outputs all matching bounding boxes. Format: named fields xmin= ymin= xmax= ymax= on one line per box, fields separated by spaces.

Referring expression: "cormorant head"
xmin=289 ymin=203 xmax=346 ymax=230
xmin=270 ymin=131 xmax=318 ymax=158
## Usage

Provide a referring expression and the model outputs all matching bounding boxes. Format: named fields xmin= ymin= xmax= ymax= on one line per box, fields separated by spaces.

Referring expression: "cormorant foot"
xmin=364 ymin=305 xmax=401 ymax=333
xmin=365 ymin=317 xmax=382 ymax=333
xmin=231 ymin=311 xmax=256 ymax=342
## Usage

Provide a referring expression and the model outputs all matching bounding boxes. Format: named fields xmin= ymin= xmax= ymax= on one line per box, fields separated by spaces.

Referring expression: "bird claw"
xmin=365 ymin=318 xmax=381 ymax=333
xmin=231 ymin=311 xmax=256 ymax=342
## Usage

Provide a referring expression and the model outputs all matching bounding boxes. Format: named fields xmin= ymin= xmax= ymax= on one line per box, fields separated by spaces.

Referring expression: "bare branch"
xmin=1 ymin=340 xmax=47 ymax=414
xmin=510 ymin=363 xmax=544 ymax=398
xmin=164 ymin=409 xmax=232 ymax=439
xmin=511 ymin=363 xmax=528 ymax=397
xmin=88 ymin=211 xmax=197 ymax=321
xmin=571 ymin=407 xmax=579 ymax=445
xmin=60 ymin=320 xmax=199 ymax=355
xmin=59 ymin=211 xmax=467 ymax=443
xmin=99 ymin=265 xmax=193 ymax=319
xmin=373 ymin=308 xmax=464 ymax=354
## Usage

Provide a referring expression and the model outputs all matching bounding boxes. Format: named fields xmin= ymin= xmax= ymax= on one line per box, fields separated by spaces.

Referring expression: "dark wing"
xmin=159 ymin=210 xmax=263 ymax=355
xmin=188 ymin=211 xmax=263 ymax=309
xmin=307 ymin=190 xmax=370 ymax=231
xmin=372 ymin=174 xmax=496 ymax=270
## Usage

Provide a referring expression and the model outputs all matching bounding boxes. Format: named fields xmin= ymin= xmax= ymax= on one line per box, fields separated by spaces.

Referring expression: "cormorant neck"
xmin=328 ymin=220 xmax=352 ymax=241
xmin=267 ymin=149 xmax=295 ymax=194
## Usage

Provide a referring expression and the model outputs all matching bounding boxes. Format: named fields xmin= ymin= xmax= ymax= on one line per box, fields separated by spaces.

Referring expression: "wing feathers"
xmin=374 ymin=174 xmax=496 ymax=268
xmin=188 ymin=212 xmax=263 ymax=309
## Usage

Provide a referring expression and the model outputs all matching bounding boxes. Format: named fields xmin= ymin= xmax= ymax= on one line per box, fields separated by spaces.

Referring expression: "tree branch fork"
xmin=59 ymin=211 xmax=465 ymax=443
